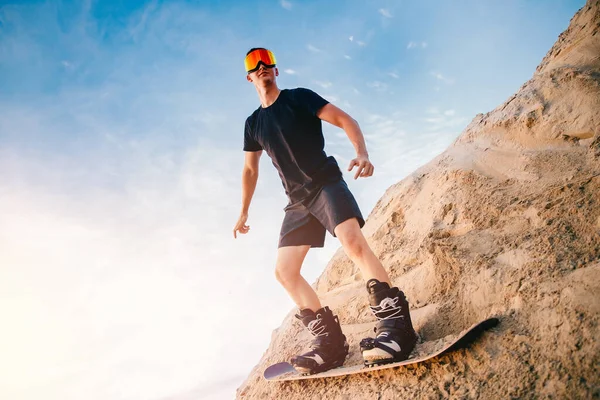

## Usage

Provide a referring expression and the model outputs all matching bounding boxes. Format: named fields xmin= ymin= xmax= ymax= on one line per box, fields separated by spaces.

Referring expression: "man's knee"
xmin=275 ymin=263 xmax=301 ymax=287
xmin=336 ymin=219 xmax=367 ymax=259
xmin=275 ymin=247 xmax=307 ymax=287
xmin=343 ymin=235 xmax=367 ymax=260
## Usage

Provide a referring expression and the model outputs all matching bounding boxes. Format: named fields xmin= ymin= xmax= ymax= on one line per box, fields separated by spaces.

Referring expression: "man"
xmin=233 ymin=48 xmax=417 ymax=374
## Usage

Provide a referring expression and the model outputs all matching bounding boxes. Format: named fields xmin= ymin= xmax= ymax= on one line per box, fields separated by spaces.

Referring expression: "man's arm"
xmin=233 ymin=150 xmax=262 ymax=238
xmin=317 ymin=103 xmax=374 ymax=179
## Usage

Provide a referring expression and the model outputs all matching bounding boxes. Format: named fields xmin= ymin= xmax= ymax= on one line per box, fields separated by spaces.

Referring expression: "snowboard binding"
xmin=291 ymin=306 xmax=349 ymax=375
xmin=360 ymin=279 xmax=418 ymax=366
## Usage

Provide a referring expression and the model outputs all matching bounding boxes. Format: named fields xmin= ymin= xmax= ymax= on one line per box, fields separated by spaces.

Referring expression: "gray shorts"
xmin=278 ymin=179 xmax=365 ymax=248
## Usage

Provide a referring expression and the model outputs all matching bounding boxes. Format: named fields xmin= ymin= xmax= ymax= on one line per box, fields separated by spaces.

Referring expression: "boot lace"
xmin=370 ymin=296 xmax=403 ymax=320
xmin=307 ymin=315 xmax=327 ymax=337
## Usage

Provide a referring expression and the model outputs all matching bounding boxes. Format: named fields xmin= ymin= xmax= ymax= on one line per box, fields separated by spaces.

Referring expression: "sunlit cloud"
xmin=426 ymin=108 xmax=457 ymax=118
xmin=315 ymin=80 xmax=332 ymax=89
xmin=388 ymin=72 xmax=399 ymax=79
xmin=349 ymin=35 xmax=367 ymax=47
xmin=344 ymin=55 xmax=352 ymax=60
xmin=61 ymin=60 xmax=74 ymax=70
xmin=284 ymin=69 xmax=296 ymax=75
xmin=379 ymin=8 xmax=393 ymax=18
xmin=423 ymin=110 xmax=467 ymax=132
xmin=367 ymin=81 xmax=388 ymax=92
xmin=307 ymin=44 xmax=322 ymax=52
xmin=407 ymin=41 xmax=428 ymax=49
xmin=280 ymin=0 xmax=292 ymax=10
xmin=322 ymin=94 xmax=339 ymax=103
xmin=431 ymin=71 xmax=455 ymax=84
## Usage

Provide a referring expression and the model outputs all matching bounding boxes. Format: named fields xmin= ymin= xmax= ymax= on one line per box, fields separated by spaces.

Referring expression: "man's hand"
xmin=233 ymin=213 xmax=250 ymax=238
xmin=348 ymin=155 xmax=374 ymax=179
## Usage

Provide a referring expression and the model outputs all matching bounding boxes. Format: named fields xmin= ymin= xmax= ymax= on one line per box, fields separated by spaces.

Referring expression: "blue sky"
xmin=0 ymin=1 xmax=584 ymax=399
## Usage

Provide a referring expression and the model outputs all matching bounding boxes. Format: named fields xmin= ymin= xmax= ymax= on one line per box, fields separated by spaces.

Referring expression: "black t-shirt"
xmin=244 ymin=88 xmax=342 ymax=205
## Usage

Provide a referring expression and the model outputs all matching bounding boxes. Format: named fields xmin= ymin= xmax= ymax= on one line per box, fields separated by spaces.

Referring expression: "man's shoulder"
xmin=287 ymin=87 xmax=316 ymax=96
xmin=245 ymin=106 xmax=262 ymax=124
xmin=287 ymin=87 xmax=326 ymax=103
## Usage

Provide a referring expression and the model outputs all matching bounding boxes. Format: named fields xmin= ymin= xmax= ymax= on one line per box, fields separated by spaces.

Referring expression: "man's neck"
xmin=256 ymin=83 xmax=281 ymax=108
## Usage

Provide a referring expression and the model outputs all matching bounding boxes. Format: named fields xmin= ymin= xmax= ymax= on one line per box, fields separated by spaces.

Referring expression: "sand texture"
xmin=237 ymin=1 xmax=600 ymax=398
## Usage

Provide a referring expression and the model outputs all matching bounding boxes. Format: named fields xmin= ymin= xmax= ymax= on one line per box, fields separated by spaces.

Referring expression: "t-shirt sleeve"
xmin=243 ymin=118 xmax=262 ymax=152
xmin=293 ymin=88 xmax=330 ymax=116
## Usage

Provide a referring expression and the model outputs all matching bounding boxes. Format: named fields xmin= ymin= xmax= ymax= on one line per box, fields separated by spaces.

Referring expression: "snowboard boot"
xmin=290 ymin=306 xmax=349 ymax=374
xmin=360 ymin=279 xmax=418 ymax=366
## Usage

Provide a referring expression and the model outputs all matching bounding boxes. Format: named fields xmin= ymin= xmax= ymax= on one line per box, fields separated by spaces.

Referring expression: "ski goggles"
xmin=244 ymin=49 xmax=277 ymax=73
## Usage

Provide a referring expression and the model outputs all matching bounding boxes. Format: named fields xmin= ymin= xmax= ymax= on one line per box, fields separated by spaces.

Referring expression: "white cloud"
xmin=367 ymin=81 xmax=388 ymax=92
xmin=127 ymin=1 xmax=157 ymax=42
xmin=407 ymin=41 xmax=428 ymax=50
xmin=349 ymin=35 xmax=367 ymax=47
xmin=307 ymin=44 xmax=322 ymax=52
xmin=388 ymin=72 xmax=399 ymax=79
xmin=315 ymin=81 xmax=333 ymax=89
xmin=379 ymin=8 xmax=393 ymax=18
xmin=431 ymin=71 xmax=455 ymax=84
xmin=284 ymin=69 xmax=296 ymax=75
xmin=280 ymin=0 xmax=292 ymax=10
xmin=422 ymin=111 xmax=467 ymax=132
xmin=344 ymin=55 xmax=352 ymax=60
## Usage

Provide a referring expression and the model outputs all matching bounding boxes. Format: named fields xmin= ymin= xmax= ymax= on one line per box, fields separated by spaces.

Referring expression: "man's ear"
xmin=275 ymin=67 xmax=279 ymax=77
xmin=246 ymin=74 xmax=252 ymax=82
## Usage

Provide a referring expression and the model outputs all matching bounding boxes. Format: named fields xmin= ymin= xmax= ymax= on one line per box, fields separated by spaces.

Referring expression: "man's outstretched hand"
xmin=348 ymin=155 xmax=374 ymax=179
xmin=233 ymin=213 xmax=250 ymax=238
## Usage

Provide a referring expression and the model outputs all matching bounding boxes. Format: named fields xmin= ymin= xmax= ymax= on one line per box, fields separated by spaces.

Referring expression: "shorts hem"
xmin=330 ymin=215 xmax=366 ymax=237
xmin=278 ymin=242 xmax=325 ymax=249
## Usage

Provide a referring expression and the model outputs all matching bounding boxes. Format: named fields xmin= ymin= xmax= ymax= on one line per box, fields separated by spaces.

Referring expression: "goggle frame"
xmin=245 ymin=49 xmax=277 ymax=73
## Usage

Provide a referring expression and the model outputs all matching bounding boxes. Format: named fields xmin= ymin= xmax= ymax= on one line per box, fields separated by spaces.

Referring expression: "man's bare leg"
xmin=276 ymin=244 xmax=349 ymax=373
xmin=275 ymin=245 xmax=322 ymax=312
xmin=334 ymin=217 xmax=417 ymax=365
xmin=333 ymin=218 xmax=390 ymax=284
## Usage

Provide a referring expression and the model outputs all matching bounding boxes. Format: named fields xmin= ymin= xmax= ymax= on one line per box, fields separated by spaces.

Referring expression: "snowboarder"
xmin=233 ymin=48 xmax=418 ymax=374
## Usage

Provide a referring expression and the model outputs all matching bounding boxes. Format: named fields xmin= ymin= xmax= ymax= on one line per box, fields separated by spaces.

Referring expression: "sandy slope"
xmin=237 ymin=1 xmax=600 ymax=398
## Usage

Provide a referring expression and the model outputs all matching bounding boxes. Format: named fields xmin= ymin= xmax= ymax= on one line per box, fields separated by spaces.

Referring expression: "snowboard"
xmin=264 ymin=317 xmax=499 ymax=381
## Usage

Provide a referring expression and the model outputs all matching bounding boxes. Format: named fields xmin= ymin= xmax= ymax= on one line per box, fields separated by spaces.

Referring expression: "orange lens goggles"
xmin=244 ymin=49 xmax=277 ymax=73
